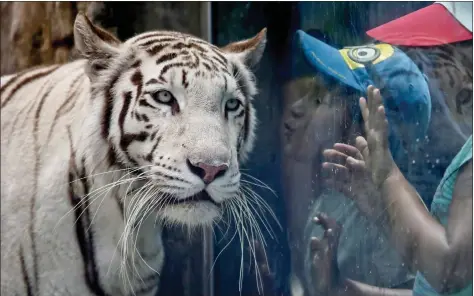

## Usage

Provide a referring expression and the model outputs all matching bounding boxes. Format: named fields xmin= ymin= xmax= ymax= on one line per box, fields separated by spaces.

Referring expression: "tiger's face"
xmin=74 ymin=14 xmax=266 ymax=226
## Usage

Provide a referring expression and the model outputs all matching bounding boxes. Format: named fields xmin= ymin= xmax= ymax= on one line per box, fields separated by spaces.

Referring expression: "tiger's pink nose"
xmin=187 ymin=160 xmax=228 ymax=184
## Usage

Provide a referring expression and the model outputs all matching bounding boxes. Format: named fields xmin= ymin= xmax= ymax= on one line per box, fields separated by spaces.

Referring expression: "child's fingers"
xmin=323 ymin=149 xmax=349 ymax=165
xmin=355 ymin=136 xmax=370 ymax=162
xmin=326 ymin=227 xmax=340 ymax=250
xmin=359 ymin=97 xmax=369 ymax=126
xmin=375 ymin=106 xmax=390 ymax=143
xmin=367 ymin=85 xmax=378 ymax=123
xmin=310 ymin=236 xmax=324 ymax=253
xmin=373 ymin=88 xmax=387 ymax=125
xmin=310 ymin=236 xmax=325 ymax=267
xmin=333 ymin=143 xmax=364 ymax=160
xmin=313 ymin=213 xmax=333 ymax=232
xmin=373 ymin=88 xmax=384 ymax=110
xmin=346 ymin=156 xmax=366 ymax=173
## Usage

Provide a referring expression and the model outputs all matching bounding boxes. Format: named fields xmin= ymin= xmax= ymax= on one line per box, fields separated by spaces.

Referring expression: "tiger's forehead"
xmin=127 ymin=31 xmax=232 ymax=81
xmin=125 ymin=31 xmax=241 ymax=98
xmin=126 ymin=30 xmax=227 ymax=62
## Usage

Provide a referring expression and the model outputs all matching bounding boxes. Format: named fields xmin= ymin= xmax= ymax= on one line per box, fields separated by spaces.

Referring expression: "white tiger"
xmin=1 ymin=13 xmax=270 ymax=296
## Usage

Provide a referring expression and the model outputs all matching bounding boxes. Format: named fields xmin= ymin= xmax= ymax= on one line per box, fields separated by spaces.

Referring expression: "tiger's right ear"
xmin=73 ymin=13 xmax=121 ymax=79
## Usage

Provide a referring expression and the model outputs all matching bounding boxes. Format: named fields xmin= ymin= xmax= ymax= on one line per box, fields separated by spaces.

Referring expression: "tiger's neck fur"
xmin=2 ymin=59 xmax=165 ymax=296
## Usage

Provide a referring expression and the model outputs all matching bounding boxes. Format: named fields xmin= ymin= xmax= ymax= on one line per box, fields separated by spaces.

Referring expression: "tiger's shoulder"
xmin=1 ymin=60 xmax=88 ymax=111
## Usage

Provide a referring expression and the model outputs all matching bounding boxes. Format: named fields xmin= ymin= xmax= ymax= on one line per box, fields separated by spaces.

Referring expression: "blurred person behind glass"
xmin=315 ymin=85 xmax=472 ymax=296
xmin=281 ymin=28 xmax=433 ymax=294
xmin=305 ymin=3 xmax=472 ymax=295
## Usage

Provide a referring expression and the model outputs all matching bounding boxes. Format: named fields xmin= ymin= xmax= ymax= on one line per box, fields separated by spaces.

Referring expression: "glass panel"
xmin=213 ymin=2 xmax=472 ymax=296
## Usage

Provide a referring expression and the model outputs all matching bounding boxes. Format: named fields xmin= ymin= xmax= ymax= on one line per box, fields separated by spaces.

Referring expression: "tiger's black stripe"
xmin=181 ymin=70 xmax=189 ymax=88
xmin=242 ymin=100 xmax=250 ymax=144
xmin=146 ymin=136 xmax=162 ymax=162
xmin=118 ymin=91 xmax=148 ymax=167
xmin=235 ymin=109 xmax=245 ymax=118
xmin=159 ymin=61 xmax=199 ymax=77
xmin=118 ymin=91 xmax=133 ymax=146
xmin=156 ymin=53 xmax=178 ymax=65
xmin=232 ymin=65 xmax=251 ymax=99
xmin=55 ymin=74 xmax=84 ymax=116
xmin=145 ymin=78 xmax=159 ymax=85
xmin=0 ymin=72 xmax=21 ymax=93
xmin=1 ymin=66 xmax=59 ymax=108
xmin=81 ymin=158 xmax=108 ymax=296
xmin=6 ymin=77 xmax=52 ymax=140
xmin=139 ymin=99 xmax=157 ymax=109
xmin=172 ymin=42 xmax=207 ymax=53
xmin=231 ymin=63 xmax=252 ymax=152
xmin=19 ymin=246 xmax=33 ymax=296
xmin=30 ymin=77 xmax=58 ymax=295
xmin=131 ymin=69 xmax=143 ymax=111
xmin=131 ymin=60 xmax=142 ymax=68
xmin=210 ymin=48 xmax=229 ymax=67
xmin=67 ymin=133 xmax=110 ymax=296
xmin=102 ymin=74 xmax=120 ymax=139
xmin=46 ymin=74 xmax=84 ymax=142
xmin=121 ymin=132 xmax=149 ymax=148
xmin=140 ymin=38 xmax=178 ymax=48
xmin=147 ymin=44 xmax=171 ymax=56
xmin=132 ymin=32 xmax=184 ymax=44
xmin=69 ymin=184 xmax=110 ymax=296
xmin=223 ymin=76 xmax=228 ymax=92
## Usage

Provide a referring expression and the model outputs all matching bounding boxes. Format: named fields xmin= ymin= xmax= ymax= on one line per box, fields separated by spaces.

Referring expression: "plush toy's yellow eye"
xmin=348 ymin=46 xmax=380 ymax=64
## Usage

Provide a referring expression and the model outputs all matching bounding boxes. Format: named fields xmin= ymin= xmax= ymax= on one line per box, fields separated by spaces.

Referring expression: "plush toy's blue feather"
xmin=294 ymin=30 xmax=432 ymax=157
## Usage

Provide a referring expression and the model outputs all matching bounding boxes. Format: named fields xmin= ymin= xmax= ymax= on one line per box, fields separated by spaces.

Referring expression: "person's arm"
xmin=379 ymin=159 xmax=472 ymax=294
xmin=355 ymin=86 xmax=473 ymax=294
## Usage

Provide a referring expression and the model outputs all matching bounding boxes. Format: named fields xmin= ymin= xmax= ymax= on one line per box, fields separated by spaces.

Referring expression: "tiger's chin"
xmin=158 ymin=191 xmax=223 ymax=226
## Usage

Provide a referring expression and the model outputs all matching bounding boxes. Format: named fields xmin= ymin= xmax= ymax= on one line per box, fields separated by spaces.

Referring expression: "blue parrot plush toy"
xmin=295 ymin=30 xmax=432 ymax=159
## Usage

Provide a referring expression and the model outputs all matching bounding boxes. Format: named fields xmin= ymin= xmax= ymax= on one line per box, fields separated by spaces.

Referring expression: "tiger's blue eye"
xmin=225 ymin=98 xmax=241 ymax=112
xmin=153 ymin=90 xmax=174 ymax=104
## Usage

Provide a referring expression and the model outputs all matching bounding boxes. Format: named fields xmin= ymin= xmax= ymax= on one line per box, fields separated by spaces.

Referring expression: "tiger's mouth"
xmin=169 ymin=190 xmax=218 ymax=206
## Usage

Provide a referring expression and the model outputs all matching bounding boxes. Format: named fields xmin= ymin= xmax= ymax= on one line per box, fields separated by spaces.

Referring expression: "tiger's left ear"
xmin=74 ymin=12 xmax=122 ymax=80
xmin=221 ymin=28 xmax=267 ymax=68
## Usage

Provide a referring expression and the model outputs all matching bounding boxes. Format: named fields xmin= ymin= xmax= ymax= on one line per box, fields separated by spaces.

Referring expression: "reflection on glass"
xmin=282 ymin=2 xmax=472 ymax=296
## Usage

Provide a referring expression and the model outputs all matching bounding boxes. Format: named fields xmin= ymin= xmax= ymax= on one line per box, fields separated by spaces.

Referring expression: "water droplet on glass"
xmin=435 ymin=159 xmax=440 ymax=164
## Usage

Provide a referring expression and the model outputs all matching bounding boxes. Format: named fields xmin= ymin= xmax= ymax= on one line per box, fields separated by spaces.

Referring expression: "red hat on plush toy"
xmin=367 ymin=2 xmax=473 ymax=46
